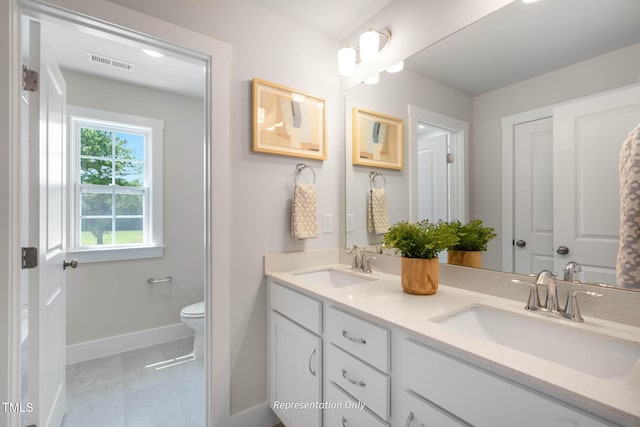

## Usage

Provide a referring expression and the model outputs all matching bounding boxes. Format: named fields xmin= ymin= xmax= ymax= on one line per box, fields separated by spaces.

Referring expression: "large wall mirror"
xmin=344 ymin=0 xmax=640 ymax=290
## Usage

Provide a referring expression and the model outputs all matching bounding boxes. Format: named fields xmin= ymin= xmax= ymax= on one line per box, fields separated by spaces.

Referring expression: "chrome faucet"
xmin=346 ymin=245 xmax=375 ymax=273
xmin=536 ymin=270 xmax=560 ymax=313
xmin=563 ymin=261 xmax=582 ymax=282
xmin=512 ymin=269 xmax=602 ymax=322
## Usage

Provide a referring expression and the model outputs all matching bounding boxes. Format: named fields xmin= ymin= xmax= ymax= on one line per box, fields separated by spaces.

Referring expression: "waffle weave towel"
xmin=291 ymin=183 xmax=318 ymax=240
xmin=367 ymin=187 xmax=390 ymax=235
xmin=617 ymin=124 xmax=640 ymax=289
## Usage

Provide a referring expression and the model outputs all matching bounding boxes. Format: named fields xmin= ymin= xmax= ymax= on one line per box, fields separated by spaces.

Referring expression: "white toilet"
xmin=180 ymin=301 xmax=205 ymax=359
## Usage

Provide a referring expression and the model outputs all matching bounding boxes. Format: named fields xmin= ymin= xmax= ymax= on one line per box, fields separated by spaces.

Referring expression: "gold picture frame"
xmin=252 ymin=78 xmax=326 ymax=160
xmin=352 ymin=107 xmax=403 ymax=170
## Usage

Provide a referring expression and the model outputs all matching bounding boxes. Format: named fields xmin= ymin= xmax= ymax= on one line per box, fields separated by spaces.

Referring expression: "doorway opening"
xmin=19 ymin=4 xmax=210 ymax=426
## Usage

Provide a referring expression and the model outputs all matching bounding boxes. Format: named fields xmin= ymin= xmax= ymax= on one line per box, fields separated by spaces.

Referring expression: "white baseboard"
xmin=66 ymin=322 xmax=193 ymax=364
xmin=231 ymin=401 xmax=280 ymax=427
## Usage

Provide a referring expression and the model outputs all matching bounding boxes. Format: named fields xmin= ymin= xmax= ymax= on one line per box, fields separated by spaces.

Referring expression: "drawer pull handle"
xmin=342 ymin=416 xmax=348 ymax=427
xmin=342 ymin=329 xmax=366 ymax=344
xmin=308 ymin=348 xmax=316 ymax=377
xmin=341 ymin=369 xmax=366 ymax=387
xmin=405 ymin=411 xmax=414 ymax=427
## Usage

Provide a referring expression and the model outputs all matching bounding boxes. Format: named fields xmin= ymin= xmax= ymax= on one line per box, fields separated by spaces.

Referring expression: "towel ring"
xmin=295 ymin=163 xmax=316 ymax=184
xmin=369 ymin=171 xmax=386 ymax=189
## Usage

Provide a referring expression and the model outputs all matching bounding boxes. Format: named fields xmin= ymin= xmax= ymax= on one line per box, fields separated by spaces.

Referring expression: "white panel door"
xmin=553 ymin=86 xmax=640 ymax=284
xmin=417 ymin=133 xmax=449 ymax=223
xmin=514 ymin=117 xmax=554 ymax=275
xmin=27 ymin=20 xmax=68 ymax=427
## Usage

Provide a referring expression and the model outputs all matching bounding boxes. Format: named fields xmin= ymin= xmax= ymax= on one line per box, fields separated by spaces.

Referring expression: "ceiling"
xmin=405 ymin=0 xmax=640 ymax=96
xmin=42 ymin=20 xmax=206 ymax=98
xmin=42 ymin=0 xmax=394 ymax=97
xmin=249 ymin=0 xmax=393 ymax=39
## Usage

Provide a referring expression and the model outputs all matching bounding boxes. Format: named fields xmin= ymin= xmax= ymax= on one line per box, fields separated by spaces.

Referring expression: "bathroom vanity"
xmin=265 ymin=249 xmax=640 ymax=427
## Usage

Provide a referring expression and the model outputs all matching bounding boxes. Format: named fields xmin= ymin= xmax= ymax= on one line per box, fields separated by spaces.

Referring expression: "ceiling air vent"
xmin=86 ymin=52 xmax=134 ymax=72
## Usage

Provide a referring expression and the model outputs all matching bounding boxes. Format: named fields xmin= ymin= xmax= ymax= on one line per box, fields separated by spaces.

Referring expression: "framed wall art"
xmin=352 ymin=107 xmax=403 ymax=170
xmin=252 ymin=78 xmax=326 ymax=160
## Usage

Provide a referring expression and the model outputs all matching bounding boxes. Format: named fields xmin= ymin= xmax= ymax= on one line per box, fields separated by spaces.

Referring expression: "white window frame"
xmin=67 ymin=105 xmax=164 ymax=263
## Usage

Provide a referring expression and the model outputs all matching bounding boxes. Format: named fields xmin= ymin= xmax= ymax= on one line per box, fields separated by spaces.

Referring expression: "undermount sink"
xmin=433 ymin=304 xmax=640 ymax=379
xmin=294 ymin=268 xmax=376 ymax=288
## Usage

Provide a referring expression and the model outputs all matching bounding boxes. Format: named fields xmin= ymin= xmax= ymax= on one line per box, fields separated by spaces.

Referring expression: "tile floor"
xmin=62 ymin=337 xmax=204 ymax=427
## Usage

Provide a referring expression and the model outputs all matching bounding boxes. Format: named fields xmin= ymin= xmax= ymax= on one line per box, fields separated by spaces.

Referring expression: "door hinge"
xmin=21 ymin=247 xmax=38 ymax=269
xmin=446 ymin=153 xmax=454 ymax=164
xmin=22 ymin=65 xmax=38 ymax=92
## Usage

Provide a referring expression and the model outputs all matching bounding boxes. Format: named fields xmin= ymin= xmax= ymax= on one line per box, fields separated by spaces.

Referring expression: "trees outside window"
xmin=79 ymin=127 xmax=146 ymax=245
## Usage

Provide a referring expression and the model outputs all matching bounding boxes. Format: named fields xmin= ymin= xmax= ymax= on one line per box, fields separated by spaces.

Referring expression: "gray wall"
xmin=62 ymin=70 xmax=205 ymax=345
xmin=472 ymin=42 xmax=640 ymax=270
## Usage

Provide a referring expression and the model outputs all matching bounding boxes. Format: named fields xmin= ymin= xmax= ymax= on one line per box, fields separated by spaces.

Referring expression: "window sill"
xmin=67 ymin=245 xmax=164 ymax=264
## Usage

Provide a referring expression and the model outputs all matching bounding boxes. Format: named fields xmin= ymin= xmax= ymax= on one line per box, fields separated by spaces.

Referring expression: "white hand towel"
xmin=367 ymin=187 xmax=390 ymax=234
xmin=617 ymin=124 xmax=640 ymax=289
xmin=291 ymin=183 xmax=318 ymax=240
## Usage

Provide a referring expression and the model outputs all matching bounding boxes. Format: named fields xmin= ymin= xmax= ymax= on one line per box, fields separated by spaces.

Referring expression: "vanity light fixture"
xmin=338 ymin=28 xmax=392 ymax=76
xmin=142 ymin=48 xmax=164 ymax=58
xmin=338 ymin=45 xmax=357 ymax=76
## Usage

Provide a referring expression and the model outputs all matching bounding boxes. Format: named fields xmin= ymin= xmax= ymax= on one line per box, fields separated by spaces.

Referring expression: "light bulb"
xmin=359 ymin=30 xmax=380 ymax=63
xmin=338 ymin=47 xmax=356 ymax=76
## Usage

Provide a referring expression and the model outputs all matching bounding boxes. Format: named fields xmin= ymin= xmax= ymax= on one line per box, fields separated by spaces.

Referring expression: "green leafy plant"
xmin=382 ymin=220 xmax=459 ymax=259
xmin=447 ymin=219 xmax=496 ymax=252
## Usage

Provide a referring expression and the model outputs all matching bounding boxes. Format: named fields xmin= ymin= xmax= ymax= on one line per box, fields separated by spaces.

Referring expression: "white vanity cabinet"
xmin=267 ymin=275 xmax=625 ymax=427
xmin=269 ymin=281 xmax=323 ymax=427
xmin=401 ymin=338 xmax=612 ymax=427
xmin=324 ymin=306 xmax=391 ymax=424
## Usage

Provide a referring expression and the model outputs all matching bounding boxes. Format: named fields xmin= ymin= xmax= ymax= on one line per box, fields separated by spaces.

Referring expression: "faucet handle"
xmin=563 ymin=290 xmax=602 ymax=322
xmin=346 ymin=245 xmax=363 ymax=270
xmin=363 ymin=256 xmax=376 ymax=274
xmin=511 ymin=279 xmax=544 ymax=311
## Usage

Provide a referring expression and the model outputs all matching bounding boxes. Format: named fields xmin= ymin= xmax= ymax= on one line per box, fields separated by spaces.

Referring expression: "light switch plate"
xmin=323 ymin=214 xmax=333 ymax=233
xmin=346 ymin=213 xmax=355 ymax=232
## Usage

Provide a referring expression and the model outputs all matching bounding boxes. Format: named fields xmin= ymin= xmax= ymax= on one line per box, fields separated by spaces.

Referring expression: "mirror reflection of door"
xmin=553 ymin=85 xmax=640 ymax=285
xmin=417 ymin=123 xmax=459 ymax=262
xmin=417 ymin=124 xmax=450 ymax=223
xmin=511 ymin=85 xmax=640 ymax=283
xmin=513 ymin=117 xmax=554 ymax=275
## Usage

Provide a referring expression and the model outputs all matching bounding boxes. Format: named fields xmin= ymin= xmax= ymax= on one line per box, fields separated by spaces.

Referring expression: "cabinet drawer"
xmin=325 ymin=306 xmax=389 ymax=372
xmin=324 ymin=382 xmax=389 ymax=427
xmin=403 ymin=339 xmax=609 ymax=426
xmin=326 ymin=344 xmax=390 ymax=420
xmin=402 ymin=390 xmax=470 ymax=427
xmin=270 ymin=281 xmax=322 ymax=334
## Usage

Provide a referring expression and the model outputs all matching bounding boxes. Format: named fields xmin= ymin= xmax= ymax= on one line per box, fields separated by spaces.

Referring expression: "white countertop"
xmin=266 ymin=262 xmax=640 ymax=426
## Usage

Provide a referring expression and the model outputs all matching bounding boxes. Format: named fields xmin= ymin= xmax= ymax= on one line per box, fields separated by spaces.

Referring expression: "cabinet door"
xmin=270 ymin=311 xmax=322 ymax=427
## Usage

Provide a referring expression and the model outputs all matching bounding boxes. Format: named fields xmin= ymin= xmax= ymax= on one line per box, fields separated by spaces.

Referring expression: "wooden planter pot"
xmin=447 ymin=250 xmax=482 ymax=268
xmin=401 ymin=257 xmax=439 ymax=295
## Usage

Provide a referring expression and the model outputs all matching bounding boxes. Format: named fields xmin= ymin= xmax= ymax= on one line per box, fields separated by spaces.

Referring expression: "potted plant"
xmin=382 ymin=220 xmax=458 ymax=295
xmin=446 ymin=219 xmax=496 ymax=268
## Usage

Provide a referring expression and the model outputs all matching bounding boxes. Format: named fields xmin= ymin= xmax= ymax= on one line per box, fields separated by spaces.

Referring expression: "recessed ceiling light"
xmin=521 ymin=0 xmax=540 ymax=3
xmin=142 ymin=49 xmax=164 ymax=58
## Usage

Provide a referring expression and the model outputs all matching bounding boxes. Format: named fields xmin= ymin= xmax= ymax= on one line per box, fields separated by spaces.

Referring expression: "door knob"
xmin=515 ymin=240 xmax=526 ymax=248
xmin=63 ymin=259 xmax=78 ymax=270
xmin=556 ymin=246 xmax=570 ymax=255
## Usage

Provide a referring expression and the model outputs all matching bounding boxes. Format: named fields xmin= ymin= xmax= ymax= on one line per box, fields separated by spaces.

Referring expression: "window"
xmin=68 ymin=106 xmax=164 ymax=262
